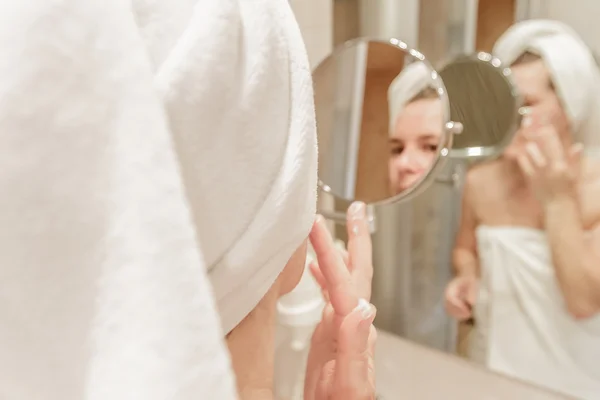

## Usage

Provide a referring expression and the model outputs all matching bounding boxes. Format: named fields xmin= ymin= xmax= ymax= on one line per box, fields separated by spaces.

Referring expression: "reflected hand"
xmin=444 ymin=275 xmax=478 ymax=321
xmin=304 ymin=202 xmax=376 ymax=400
xmin=517 ymin=122 xmax=582 ymax=204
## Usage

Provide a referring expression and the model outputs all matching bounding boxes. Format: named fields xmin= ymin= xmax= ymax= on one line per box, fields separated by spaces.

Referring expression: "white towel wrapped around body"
xmin=0 ymin=0 xmax=317 ymax=399
xmin=493 ymin=19 xmax=600 ymax=147
xmin=474 ymin=227 xmax=600 ymax=399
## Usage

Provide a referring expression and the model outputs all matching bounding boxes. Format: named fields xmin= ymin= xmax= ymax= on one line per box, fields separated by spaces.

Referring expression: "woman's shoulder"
xmin=464 ymin=160 xmax=503 ymax=188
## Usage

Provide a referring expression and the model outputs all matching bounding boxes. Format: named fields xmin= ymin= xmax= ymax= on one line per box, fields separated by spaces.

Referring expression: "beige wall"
xmin=290 ymin=0 xmax=333 ymax=68
xmin=523 ymin=0 xmax=600 ymax=56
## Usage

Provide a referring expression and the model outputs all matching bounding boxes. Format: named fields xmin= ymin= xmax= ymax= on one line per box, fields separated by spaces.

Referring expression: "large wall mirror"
xmin=324 ymin=1 xmax=600 ymax=399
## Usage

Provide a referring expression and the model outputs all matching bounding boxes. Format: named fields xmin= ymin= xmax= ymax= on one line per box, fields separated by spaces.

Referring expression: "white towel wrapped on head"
xmin=135 ymin=0 xmax=318 ymax=335
xmin=0 ymin=0 xmax=317 ymax=399
xmin=387 ymin=62 xmax=437 ymax=134
xmin=493 ymin=19 xmax=600 ymax=147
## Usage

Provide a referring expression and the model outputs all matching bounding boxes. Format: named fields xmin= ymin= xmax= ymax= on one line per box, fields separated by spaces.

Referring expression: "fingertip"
xmin=309 ymin=214 xmax=328 ymax=245
xmin=347 ymin=201 xmax=366 ymax=220
xmin=311 ymin=215 xmax=324 ymax=234
xmin=340 ymin=299 xmax=375 ymax=329
xmin=347 ymin=203 xmax=369 ymax=239
xmin=336 ymin=300 xmax=376 ymax=355
xmin=362 ymin=305 xmax=377 ymax=330
xmin=354 ymin=299 xmax=376 ymax=327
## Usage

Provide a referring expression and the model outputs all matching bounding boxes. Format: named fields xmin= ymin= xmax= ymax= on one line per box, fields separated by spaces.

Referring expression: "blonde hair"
xmin=407 ymin=86 xmax=439 ymax=104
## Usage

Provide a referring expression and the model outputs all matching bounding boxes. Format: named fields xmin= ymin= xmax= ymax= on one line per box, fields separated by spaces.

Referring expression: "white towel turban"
xmin=493 ymin=19 xmax=600 ymax=147
xmin=0 ymin=0 xmax=317 ymax=398
xmin=387 ymin=62 xmax=438 ymax=134
xmin=135 ymin=0 xmax=318 ymax=335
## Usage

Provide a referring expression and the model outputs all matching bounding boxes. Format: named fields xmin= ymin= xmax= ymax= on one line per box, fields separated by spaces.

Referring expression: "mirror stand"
xmin=319 ymin=205 xmax=377 ymax=234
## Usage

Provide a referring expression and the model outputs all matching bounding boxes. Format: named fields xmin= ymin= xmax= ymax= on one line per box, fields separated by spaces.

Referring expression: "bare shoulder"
xmin=461 ymin=161 xmax=502 ymax=219
xmin=464 ymin=160 xmax=501 ymax=195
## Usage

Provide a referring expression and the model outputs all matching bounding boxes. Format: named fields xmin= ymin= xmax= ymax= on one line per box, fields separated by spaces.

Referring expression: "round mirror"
xmin=439 ymin=52 xmax=523 ymax=159
xmin=313 ymin=38 xmax=453 ymax=206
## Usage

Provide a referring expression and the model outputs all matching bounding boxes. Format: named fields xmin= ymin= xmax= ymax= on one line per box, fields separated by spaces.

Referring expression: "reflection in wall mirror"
xmin=312 ymin=21 xmax=600 ymax=400
xmin=325 ymin=2 xmax=600 ymax=399
xmin=445 ymin=19 xmax=600 ymax=400
xmin=439 ymin=52 xmax=523 ymax=160
xmin=313 ymin=38 xmax=454 ymax=209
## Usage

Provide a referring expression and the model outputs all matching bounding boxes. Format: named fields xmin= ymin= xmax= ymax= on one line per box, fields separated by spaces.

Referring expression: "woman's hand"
xmin=517 ymin=120 xmax=583 ymax=204
xmin=304 ymin=202 xmax=376 ymax=400
xmin=444 ymin=275 xmax=478 ymax=321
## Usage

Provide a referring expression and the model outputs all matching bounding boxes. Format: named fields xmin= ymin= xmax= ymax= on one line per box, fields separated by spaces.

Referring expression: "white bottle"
xmin=274 ymin=240 xmax=346 ymax=399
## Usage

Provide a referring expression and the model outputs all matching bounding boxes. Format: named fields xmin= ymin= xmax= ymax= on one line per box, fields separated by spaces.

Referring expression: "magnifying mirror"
xmin=313 ymin=38 xmax=458 ymax=223
xmin=313 ymin=41 xmax=524 ymax=229
xmin=439 ymin=52 xmax=524 ymax=160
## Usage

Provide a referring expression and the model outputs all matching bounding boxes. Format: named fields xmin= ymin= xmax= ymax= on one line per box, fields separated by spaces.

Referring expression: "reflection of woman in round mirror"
xmin=387 ymin=63 xmax=442 ymax=195
xmin=447 ymin=19 xmax=600 ymax=399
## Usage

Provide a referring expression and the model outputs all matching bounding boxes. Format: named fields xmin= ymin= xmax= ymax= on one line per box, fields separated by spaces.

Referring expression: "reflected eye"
xmin=390 ymin=146 xmax=404 ymax=155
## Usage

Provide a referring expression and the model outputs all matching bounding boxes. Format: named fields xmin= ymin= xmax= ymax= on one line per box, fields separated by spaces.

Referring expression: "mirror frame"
xmin=441 ymin=52 xmax=524 ymax=161
xmin=314 ymin=37 xmax=455 ymax=207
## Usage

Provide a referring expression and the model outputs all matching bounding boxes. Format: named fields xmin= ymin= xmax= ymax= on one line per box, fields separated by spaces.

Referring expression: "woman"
xmin=445 ymin=20 xmax=600 ymax=399
xmin=0 ymin=1 xmax=376 ymax=399
xmin=387 ymin=62 xmax=443 ymax=195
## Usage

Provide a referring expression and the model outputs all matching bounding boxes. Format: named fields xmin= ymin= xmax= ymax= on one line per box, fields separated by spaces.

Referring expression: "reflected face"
xmin=504 ymin=59 xmax=570 ymax=161
xmin=388 ymin=98 xmax=443 ymax=195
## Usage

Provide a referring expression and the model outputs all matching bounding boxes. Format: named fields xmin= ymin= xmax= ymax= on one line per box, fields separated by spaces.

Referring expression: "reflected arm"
xmin=544 ymin=191 xmax=600 ymax=319
xmin=452 ymin=177 xmax=479 ymax=277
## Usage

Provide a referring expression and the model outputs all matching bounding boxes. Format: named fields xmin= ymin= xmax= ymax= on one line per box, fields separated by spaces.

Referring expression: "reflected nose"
xmin=395 ymin=150 xmax=425 ymax=175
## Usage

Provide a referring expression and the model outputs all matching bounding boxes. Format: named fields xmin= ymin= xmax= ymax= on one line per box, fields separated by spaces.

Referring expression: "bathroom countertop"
xmin=375 ymin=330 xmax=572 ymax=400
